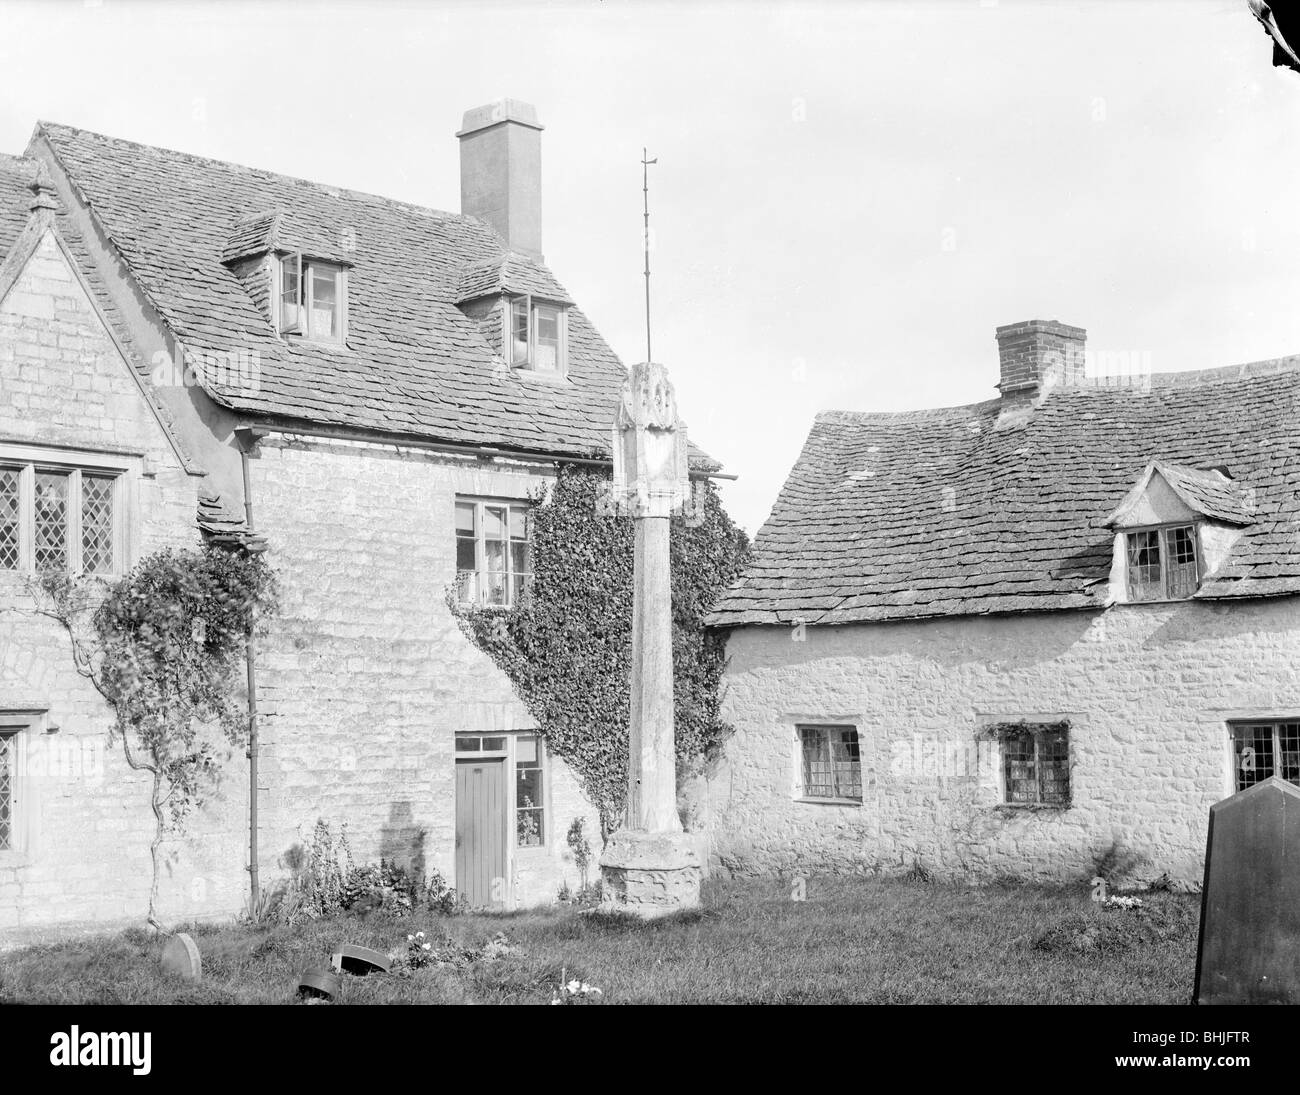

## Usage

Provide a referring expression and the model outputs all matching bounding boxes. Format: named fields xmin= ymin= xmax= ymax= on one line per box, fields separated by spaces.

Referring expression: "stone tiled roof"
xmin=25 ymin=123 xmax=717 ymax=469
xmin=455 ymin=251 xmax=573 ymax=305
xmin=709 ymin=364 xmax=1300 ymax=627
xmin=0 ymin=152 xmax=36 ymax=257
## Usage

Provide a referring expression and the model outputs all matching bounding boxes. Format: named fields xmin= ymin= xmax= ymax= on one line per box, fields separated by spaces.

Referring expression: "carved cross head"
xmin=610 ymin=362 xmax=690 ymax=518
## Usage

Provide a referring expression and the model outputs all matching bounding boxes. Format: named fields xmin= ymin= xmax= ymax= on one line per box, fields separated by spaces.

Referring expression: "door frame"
xmin=453 ymin=730 xmax=550 ymax=911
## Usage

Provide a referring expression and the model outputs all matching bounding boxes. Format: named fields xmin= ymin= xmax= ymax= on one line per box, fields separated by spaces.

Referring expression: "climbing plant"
xmin=33 ymin=545 xmax=277 ymax=930
xmin=451 ymin=466 xmax=750 ymax=838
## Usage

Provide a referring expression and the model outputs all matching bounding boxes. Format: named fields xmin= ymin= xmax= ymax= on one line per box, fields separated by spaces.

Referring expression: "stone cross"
xmin=598 ymin=361 xmax=702 ymax=917
xmin=1194 ymin=776 xmax=1300 ymax=1004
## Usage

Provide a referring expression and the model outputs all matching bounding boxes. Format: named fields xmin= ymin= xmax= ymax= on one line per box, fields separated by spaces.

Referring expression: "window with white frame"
xmin=506 ymin=295 xmax=566 ymax=373
xmin=0 ymin=458 xmax=122 ymax=575
xmin=455 ymin=498 xmax=531 ymax=607
xmin=798 ymin=724 xmax=862 ymax=802
xmin=1000 ymin=722 xmax=1071 ymax=806
xmin=516 ymin=733 xmax=545 ymax=847
xmin=1231 ymin=721 xmax=1300 ymax=791
xmin=277 ymin=252 xmax=347 ymax=343
xmin=1125 ymin=523 xmax=1200 ymax=602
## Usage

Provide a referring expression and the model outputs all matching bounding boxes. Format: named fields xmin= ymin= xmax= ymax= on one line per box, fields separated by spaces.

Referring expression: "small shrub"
xmin=567 ymin=817 xmax=593 ymax=889
xmin=424 ymin=869 xmax=466 ymax=915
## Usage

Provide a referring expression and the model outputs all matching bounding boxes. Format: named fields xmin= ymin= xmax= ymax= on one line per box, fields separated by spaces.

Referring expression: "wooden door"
xmin=455 ymin=758 xmax=507 ymax=908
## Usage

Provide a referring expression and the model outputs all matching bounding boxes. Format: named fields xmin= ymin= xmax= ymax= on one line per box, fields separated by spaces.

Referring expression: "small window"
xmin=0 ymin=460 xmax=121 ymax=576
xmin=1232 ymin=722 xmax=1300 ymax=791
xmin=798 ymin=725 xmax=862 ymax=802
xmin=0 ymin=712 xmax=35 ymax=854
xmin=1001 ymin=723 xmax=1071 ymax=807
xmin=455 ymin=497 xmax=532 ymax=607
xmin=504 ymin=294 xmax=567 ymax=374
xmin=278 ymin=253 xmax=346 ymax=344
xmin=0 ymin=728 xmax=16 ymax=851
xmin=1125 ymin=523 xmax=1200 ymax=602
xmin=516 ymin=733 xmax=545 ymax=847
xmin=454 ymin=734 xmax=507 ymax=754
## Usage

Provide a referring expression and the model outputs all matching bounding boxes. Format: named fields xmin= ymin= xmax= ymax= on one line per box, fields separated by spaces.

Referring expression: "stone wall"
xmin=250 ymin=435 xmax=600 ymax=908
xmin=0 ymin=230 xmax=246 ymax=929
xmin=704 ymin=598 xmax=1300 ymax=888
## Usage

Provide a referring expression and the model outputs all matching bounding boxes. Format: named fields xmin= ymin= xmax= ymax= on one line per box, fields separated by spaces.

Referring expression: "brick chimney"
xmin=456 ymin=99 xmax=544 ymax=259
xmin=994 ymin=319 xmax=1086 ymax=419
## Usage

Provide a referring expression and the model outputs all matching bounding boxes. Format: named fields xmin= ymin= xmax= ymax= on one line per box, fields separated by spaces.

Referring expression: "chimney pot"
xmin=456 ymin=98 xmax=544 ymax=259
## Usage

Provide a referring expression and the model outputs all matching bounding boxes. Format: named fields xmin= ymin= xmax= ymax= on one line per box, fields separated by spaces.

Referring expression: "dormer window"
xmin=277 ymin=253 xmax=347 ymax=344
xmin=1125 ymin=523 xmax=1200 ymax=602
xmin=507 ymin=295 xmax=566 ymax=373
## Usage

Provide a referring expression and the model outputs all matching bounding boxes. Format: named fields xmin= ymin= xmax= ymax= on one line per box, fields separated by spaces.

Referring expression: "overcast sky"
xmin=2 ymin=0 xmax=1297 ymax=536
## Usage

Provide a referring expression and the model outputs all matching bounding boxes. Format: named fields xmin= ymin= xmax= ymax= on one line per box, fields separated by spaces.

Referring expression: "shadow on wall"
xmin=380 ymin=801 xmax=426 ymax=880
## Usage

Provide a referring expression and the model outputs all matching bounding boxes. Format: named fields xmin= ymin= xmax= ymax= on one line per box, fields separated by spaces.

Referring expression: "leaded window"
xmin=798 ymin=725 xmax=862 ymax=802
xmin=1001 ymin=723 xmax=1071 ymax=806
xmin=1125 ymin=523 xmax=1200 ymax=602
xmin=1232 ymin=721 xmax=1300 ymax=791
xmin=0 ymin=731 xmax=13 ymax=851
xmin=0 ymin=467 xmax=19 ymax=570
xmin=0 ymin=461 xmax=119 ymax=576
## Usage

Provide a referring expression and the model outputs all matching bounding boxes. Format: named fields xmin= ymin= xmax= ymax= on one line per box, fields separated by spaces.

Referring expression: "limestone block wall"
xmin=0 ymin=230 xmax=246 ymax=930
xmin=250 ymin=435 xmax=601 ymax=908
xmin=704 ymin=598 xmax=1300 ymax=887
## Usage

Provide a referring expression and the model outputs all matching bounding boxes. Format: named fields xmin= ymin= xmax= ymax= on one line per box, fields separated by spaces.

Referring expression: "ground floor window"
xmin=1231 ymin=721 xmax=1300 ymax=791
xmin=798 ymin=724 xmax=862 ymax=802
xmin=999 ymin=722 xmax=1070 ymax=806
xmin=516 ymin=733 xmax=545 ymax=846
xmin=0 ymin=729 xmax=14 ymax=851
xmin=0 ymin=712 xmax=36 ymax=852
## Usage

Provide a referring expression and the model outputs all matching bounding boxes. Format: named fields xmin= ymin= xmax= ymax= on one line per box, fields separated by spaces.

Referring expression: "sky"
xmin=2 ymin=0 xmax=1298 ymax=536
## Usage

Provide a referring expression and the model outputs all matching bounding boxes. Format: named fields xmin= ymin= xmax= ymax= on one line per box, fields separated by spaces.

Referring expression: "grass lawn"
xmin=0 ymin=876 xmax=1200 ymax=1004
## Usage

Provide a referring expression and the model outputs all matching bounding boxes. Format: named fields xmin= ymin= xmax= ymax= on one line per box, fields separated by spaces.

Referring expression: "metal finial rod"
xmin=641 ymin=148 xmax=657 ymax=363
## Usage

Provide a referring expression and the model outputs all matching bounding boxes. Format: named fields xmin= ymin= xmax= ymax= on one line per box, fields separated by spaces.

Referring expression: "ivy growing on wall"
xmin=451 ymin=466 xmax=750 ymax=838
xmin=34 ymin=546 xmax=277 ymax=929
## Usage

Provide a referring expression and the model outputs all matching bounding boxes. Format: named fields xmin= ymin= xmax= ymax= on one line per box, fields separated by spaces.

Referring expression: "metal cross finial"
xmin=641 ymin=148 xmax=657 ymax=364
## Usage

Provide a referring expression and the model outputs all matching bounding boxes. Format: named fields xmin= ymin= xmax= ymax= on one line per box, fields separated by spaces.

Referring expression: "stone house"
xmin=704 ymin=320 xmax=1300 ymax=889
xmin=0 ymin=100 xmax=717 ymax=931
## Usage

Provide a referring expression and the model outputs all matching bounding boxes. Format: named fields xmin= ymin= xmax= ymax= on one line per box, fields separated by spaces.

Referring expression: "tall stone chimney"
xmin=456 ymin=99 xmax=544 ymax=259
xmin=994 ymin=319 xmax=1086 ymax=426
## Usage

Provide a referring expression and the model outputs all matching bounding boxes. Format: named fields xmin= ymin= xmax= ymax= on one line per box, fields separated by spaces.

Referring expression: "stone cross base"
xmin=598 ymin=829 xmax=702 ymax=918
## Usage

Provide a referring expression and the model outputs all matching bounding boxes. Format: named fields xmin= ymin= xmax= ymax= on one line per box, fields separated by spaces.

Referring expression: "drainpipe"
xmin=237 ymin=431 xmax=262 ymax=906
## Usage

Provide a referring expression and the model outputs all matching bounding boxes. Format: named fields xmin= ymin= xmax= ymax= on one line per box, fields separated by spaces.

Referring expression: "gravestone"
xmin=159 ymin=932 xmax=202 ymax=982
xmin=1194 ymin=776 xmax=1300 ymax=1004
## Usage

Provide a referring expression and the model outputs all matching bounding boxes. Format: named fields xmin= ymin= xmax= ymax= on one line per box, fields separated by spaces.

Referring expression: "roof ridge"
xmin=817 ymin=398 xmax=999 ymax=424
xmin=1145 ymin=356 xmax=1300 ymax=387
xmin=34 ymin=120 xmax=474 ymax=225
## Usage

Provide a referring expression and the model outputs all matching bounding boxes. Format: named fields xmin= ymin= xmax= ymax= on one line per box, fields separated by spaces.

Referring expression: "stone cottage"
xmin=704 ymin=320 xmax=1300 ymax=888
xmin=0 ymin=100 xmax=717 ymax=931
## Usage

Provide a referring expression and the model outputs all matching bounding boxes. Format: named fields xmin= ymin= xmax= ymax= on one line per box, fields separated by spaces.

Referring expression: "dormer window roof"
xmin=1104 ymin=461 xmax=1255 ymax=530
